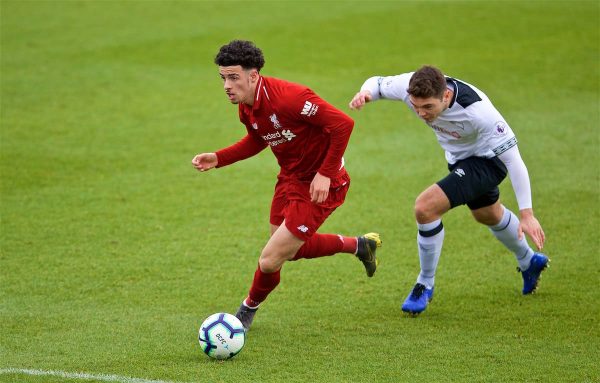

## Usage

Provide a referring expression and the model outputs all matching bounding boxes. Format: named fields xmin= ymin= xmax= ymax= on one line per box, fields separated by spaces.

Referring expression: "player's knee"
xmin=258 ymin=255 xmax=279 ymax=273
xmin=414 ymin=186 xmax=450 ymax=223
xmin=414 ymin=196 xmax=436 ymax=223
xmin=259 ymin=247 xmax=288 ymax=273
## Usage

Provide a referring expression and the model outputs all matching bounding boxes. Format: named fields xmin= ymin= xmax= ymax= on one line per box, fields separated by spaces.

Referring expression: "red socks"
xmin=247 ymin=266 xmax=281 ymax=306
xmin=292 ymin=233 xmax=357 ymax=260
xmin=245 ymin=234 xmax=358 ymax=307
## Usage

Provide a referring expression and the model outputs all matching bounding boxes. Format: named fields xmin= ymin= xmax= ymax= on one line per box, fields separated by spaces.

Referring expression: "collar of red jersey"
xmin=251 ymin=75 xmax=269 ymax=110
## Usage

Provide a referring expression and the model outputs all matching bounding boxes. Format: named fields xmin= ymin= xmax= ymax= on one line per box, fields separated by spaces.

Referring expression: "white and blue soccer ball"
xmin=198 ymin=313 xmax=246 ymax=360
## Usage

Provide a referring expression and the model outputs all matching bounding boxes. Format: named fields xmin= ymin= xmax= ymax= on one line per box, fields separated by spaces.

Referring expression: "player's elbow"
xmin=343 ymin=115 xmax=354 ymax=134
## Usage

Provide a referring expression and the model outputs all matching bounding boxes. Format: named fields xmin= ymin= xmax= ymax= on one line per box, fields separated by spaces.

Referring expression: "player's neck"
xmin=243 ymin=83 xmax=259 ymax=106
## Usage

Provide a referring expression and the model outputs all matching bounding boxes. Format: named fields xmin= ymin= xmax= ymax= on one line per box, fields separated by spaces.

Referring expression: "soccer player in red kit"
xmin=192 ymin=40 xmax=381 ymax=331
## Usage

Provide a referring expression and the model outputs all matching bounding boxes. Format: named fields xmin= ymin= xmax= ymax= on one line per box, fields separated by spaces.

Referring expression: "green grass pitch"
xmin=1 ymin=1 xmax=598 ymax=382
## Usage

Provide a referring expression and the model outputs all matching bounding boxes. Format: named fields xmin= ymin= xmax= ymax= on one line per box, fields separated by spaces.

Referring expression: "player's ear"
xmin=443 ymin=88 xmax=452 ymax=103
xmin=249 ymin=69 xmax=259 ymax=83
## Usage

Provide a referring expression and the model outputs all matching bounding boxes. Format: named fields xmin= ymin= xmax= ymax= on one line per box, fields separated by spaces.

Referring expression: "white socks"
xmin=416 ymin=219 xmax=445 ymax=289
xmin=489 ymin=206 xmax=533 ymax=270
xmin=415 ymin=207 xmax=534 ymax=289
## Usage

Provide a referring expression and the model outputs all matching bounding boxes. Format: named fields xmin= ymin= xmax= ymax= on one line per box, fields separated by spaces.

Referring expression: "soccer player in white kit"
xmin=349 ymin=65 xmax=548 ymax=315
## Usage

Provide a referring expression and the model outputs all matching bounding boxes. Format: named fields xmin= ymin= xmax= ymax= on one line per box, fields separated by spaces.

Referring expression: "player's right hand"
xmin=191 ymin=153 xmax=218 ymax=172
xmin=518 ymin=210 xmax=545 ymax=250
xmin=348 ymin=90 xmax=372 ymax=110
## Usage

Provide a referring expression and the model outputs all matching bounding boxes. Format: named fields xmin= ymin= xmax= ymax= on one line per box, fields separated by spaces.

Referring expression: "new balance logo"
xmin=282 ymin=129 xmax=296 ymax=141
xmin=300 ymin=100 xmax=319 ymax=116
xmin=251 ymin=123 xmax=258 ymax=130
xmin=454 ymin=168 xmax=465 ymax=177
xmin=297 ymin=225 xmax=309 ymax=233
xmin=301 ymin=101 xmax=312 ymax=115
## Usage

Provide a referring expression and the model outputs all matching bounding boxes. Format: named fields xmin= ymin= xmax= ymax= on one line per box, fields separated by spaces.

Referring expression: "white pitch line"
xmin=0 ymin=368 xmax=190 ymax=383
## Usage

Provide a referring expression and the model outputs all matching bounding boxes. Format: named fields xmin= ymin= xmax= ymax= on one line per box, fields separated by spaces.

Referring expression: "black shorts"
xmin=436 ymin=156 xmax=507 ymax=210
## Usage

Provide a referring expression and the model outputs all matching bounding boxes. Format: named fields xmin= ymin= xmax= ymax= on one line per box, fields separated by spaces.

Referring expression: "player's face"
xmin=409 ymin=89 xmax=453 ymax=123
xmin=219 ymin=65 xmax=259 ymax=106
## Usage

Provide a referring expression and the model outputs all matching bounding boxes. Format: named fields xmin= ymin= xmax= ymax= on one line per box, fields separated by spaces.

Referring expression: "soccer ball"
xmin=198 ymin=313 xmax=246 ymax=360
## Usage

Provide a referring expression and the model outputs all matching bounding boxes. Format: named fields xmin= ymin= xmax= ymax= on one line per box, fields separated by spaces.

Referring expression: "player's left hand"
xmin=310 ymin=172 xmax=331 ymax=204
xmin=349 ymin=90 xmax=372 ymax=110
xmin=518 ymin=209 xmax=545 ymax=250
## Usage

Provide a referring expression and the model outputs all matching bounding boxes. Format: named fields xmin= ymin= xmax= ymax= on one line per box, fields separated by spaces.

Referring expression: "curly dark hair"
xmin=408 ymin=65 xmax=446 ymax=99
xmin=214 ymin=40 xmax=265 ymax=71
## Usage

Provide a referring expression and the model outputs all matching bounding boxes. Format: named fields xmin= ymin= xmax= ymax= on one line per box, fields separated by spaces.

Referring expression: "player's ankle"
xmin=243 ymin=297 xmax=261 ymax=309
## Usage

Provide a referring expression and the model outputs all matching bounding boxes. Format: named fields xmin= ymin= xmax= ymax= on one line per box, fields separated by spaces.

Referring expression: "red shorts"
xmin=270 ymin=170 xmax=351 ymax=241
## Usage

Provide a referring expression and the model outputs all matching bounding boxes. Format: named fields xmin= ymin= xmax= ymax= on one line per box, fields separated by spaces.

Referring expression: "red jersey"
xmin=215 ymin=76 xmax=354 ymax=181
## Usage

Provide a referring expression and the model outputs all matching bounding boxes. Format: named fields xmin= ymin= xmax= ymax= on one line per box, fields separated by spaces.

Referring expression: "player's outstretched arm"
xmin=518 ymin=208 xmax=545 ymax=250
xmin=348 ymin=90 xmax=372 ymax=110
xmin=496 ymin=145 xmax=545 ymax=250
xmin=191 ymin=153 xmax=218 ymax=172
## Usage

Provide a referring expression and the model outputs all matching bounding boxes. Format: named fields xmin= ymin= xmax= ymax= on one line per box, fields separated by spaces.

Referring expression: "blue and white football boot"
xmin=401 ymin=283 xmax=434 ymax=315
xmin=520 ymin=253 xmax=549 ymax=295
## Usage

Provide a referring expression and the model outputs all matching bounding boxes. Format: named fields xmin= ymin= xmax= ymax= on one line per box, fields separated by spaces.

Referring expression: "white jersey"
xmin=360 ymin=72 xmax=534 ymax=210
xmin=361 ymin=73 xmax=517 ymax=165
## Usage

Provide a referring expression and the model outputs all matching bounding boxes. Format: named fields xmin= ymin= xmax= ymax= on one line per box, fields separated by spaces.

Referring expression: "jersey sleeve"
xmin=469 ymin=101 xmax=518 ymax=157
xmin=360 ymin=73 xmax=413 ymax=102
xmin=215 ymin=126 xmax=268 ymax=168
xmin=286 ymin=87 xmax=354 ymax=178
xmin=469 ymin=101 xmax=530 ymax=209
xmin=496 ymin=145 xmax=533 ymax=210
